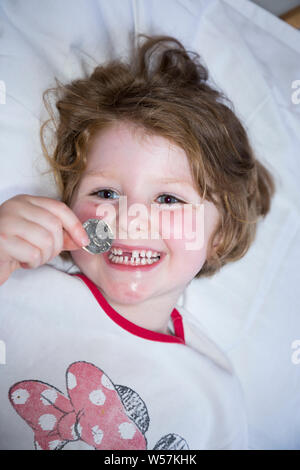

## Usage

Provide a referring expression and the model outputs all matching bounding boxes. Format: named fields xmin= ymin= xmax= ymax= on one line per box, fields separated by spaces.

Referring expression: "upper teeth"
xmin=110 ymin=248 xmax=160 ymax=258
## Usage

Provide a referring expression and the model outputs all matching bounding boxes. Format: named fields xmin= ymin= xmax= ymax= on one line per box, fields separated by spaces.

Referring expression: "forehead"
xmin=84 ymin=121 xmax=193 ymax=179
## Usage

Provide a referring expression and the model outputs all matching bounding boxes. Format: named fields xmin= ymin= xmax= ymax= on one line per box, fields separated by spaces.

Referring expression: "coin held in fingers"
xmin=82 ymin=219 xmax=114 ymax=254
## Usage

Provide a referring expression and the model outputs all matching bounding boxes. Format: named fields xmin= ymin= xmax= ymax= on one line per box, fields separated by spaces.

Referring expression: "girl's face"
xmin=70 ymin=121 xmax=220 ymax=307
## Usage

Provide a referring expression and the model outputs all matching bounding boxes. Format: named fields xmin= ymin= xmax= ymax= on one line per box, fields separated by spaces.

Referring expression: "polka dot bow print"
xmin=8 ymin=361 xmax=189 ymax=450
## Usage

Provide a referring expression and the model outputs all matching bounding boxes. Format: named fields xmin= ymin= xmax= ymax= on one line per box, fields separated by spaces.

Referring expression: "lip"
xmin=102 ymin=249 xmax=166 ymax=271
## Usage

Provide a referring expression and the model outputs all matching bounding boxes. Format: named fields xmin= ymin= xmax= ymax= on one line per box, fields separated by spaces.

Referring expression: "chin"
xmin=109 ymin=288 xmax=148 ymax=304
xmin=103 ymin=281 xmax=153 ymax=303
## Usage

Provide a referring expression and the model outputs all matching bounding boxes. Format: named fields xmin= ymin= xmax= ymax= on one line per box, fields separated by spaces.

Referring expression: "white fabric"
xmin=0 ymin=0 xmax=299 ymax=449
xmin=0 ymin=265 xmax=248 ymax=450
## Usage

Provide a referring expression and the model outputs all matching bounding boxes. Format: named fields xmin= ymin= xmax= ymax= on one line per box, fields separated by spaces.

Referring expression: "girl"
xmin=0 ymin=34 xmax=275 ymax=450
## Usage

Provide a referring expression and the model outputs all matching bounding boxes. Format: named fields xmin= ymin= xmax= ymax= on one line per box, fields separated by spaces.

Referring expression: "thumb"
xmin=62 ymin=230 xmax=86 ymax=252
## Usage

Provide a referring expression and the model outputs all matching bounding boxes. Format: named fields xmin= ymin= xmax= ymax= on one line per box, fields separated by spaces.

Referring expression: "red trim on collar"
xmin=71 ymin=272 xmax=185 ymax=345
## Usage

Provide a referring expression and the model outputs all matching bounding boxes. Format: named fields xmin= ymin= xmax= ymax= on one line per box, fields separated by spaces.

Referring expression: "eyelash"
xmin=90 ymin=189 xmax=185 ymax=205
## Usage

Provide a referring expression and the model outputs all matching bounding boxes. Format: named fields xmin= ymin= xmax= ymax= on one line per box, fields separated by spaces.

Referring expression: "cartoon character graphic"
xmin=8 ymin=361 xmax=189 ymax=450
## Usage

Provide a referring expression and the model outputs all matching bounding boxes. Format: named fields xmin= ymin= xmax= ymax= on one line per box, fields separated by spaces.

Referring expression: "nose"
xmin=118 ymin=197 xmax=152 ymax=241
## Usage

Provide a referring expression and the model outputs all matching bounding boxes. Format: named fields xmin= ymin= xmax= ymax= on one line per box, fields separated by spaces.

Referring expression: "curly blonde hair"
xmin=40 ymin=33 xmax=276 ymax=278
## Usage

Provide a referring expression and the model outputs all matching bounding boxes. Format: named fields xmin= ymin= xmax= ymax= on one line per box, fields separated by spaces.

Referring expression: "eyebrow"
xmin=83 ymin=171 xmax=193 ymax=188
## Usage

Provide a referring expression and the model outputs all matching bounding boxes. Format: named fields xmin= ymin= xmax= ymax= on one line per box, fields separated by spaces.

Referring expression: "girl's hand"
xmin=0 ymin=194 xmax=89 ymax=286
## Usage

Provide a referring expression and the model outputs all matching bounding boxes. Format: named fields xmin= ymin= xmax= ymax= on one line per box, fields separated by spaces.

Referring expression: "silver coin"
xmin=82 ymin=219 xmax=114 ymax=254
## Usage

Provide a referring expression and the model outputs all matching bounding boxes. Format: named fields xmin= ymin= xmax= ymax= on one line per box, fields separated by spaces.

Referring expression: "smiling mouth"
xmin=108 ymin=252 xmax=161 ymax=266
xmin=107 ymin=246 xmax=162 ymax=266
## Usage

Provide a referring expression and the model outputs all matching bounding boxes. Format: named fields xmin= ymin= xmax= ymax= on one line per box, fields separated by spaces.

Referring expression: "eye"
xmin=90 ymin=189 xmax=119 ymax=200
xmin=90 ymin=190 xmax=185 ymax=205
xmin=156 ymin=194 xmax=184 ymax=205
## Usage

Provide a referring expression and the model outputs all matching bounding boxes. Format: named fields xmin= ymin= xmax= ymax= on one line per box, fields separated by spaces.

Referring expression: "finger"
xmin=26 ymin=197 xmax=89 ymax=247
xmin=15 ymin=204 xmax=64 ymax=260
xmin=3 ymin=218 xmax=54 ymax=266
xmin=62 ymin=230 xmax=84 ymax=252
xmin=0 ymin=234 xmax=41 ymax=269
xmin=0 ymin=259 xmax=22 ymax=285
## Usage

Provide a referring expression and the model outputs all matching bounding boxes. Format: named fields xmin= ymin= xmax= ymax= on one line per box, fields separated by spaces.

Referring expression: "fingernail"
xmin=81 ymin=235 xmax=90 ymax=247
xmin=75 ymin=226 xmax=90 ymax=247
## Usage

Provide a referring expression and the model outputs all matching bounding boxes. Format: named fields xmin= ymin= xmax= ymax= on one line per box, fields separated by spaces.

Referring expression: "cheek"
xmin=158 ymin=206 xmax=206 ymax=248
xmin=158 ymin=207 xmax=207 ymax=276
xmin=71 ymin=200 xmax=99 ymax=224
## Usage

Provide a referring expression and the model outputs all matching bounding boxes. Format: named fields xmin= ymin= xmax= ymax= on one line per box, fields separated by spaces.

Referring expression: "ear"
xmin=211 ymin=232 xmax=222 ymax=252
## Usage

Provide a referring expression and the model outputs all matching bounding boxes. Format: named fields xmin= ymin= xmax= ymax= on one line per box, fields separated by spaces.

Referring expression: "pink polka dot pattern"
xmin=8 ymin=361 xmax=146 ymax=450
